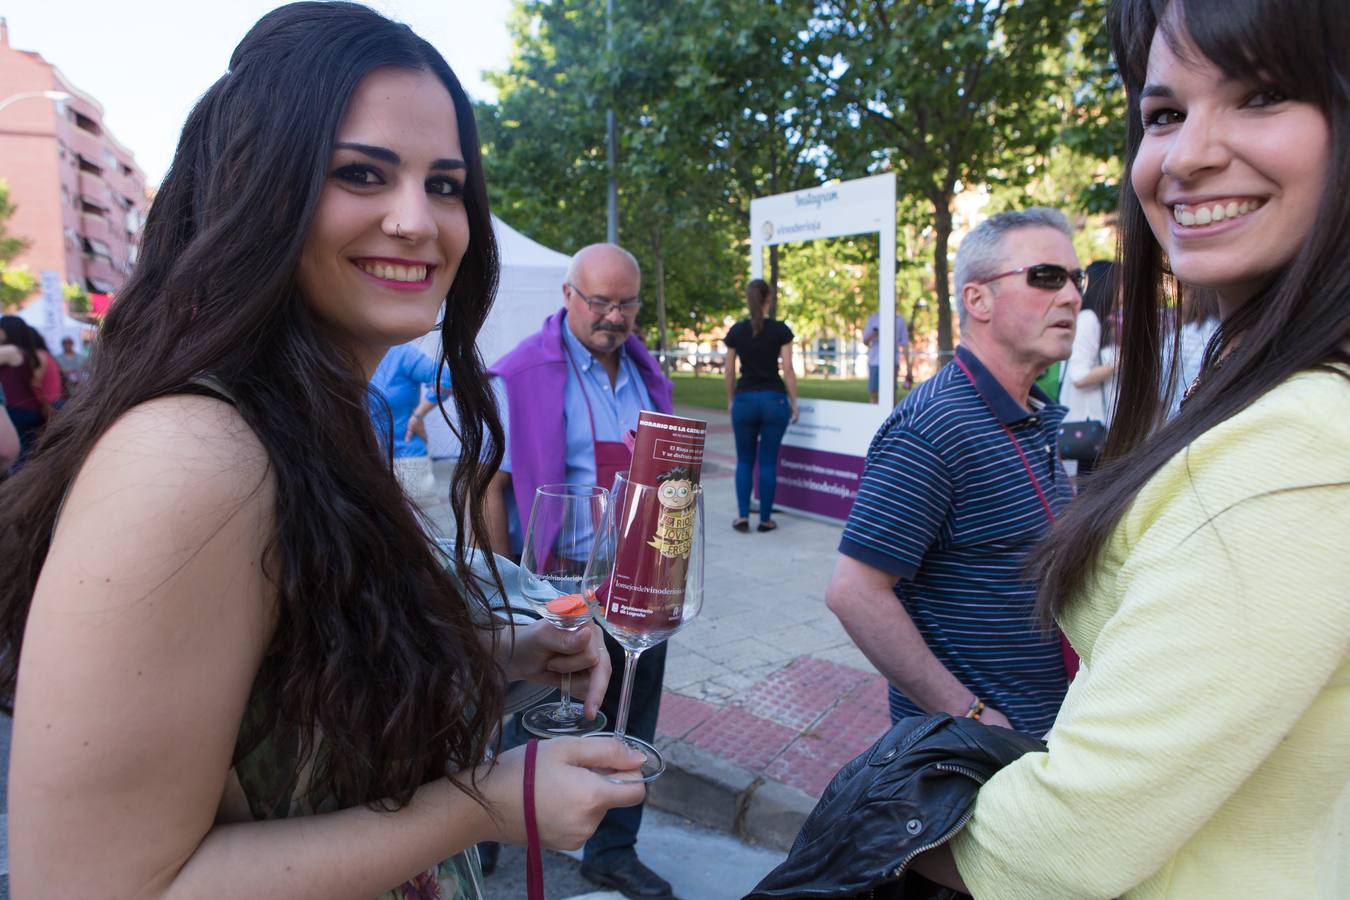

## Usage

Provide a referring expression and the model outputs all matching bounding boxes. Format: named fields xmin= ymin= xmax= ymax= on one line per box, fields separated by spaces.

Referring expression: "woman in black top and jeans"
xmin=723 ymin=279 xmax=799 ymax=532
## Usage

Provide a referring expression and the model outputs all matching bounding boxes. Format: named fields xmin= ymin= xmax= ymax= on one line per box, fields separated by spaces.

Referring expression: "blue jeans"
xmin=731 ymin=390 xmax=791 ymax=522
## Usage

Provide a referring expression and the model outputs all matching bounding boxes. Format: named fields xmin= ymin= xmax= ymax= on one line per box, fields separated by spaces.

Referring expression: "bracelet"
xmin=409 ymin=412 xmax=422 ymax=420
xmin=964 ymin=697 xmax=985 ymax=720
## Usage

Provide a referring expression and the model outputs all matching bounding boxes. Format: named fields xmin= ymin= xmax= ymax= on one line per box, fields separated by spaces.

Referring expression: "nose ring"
xmin=395 ymin=223 xmax=405 ymax=239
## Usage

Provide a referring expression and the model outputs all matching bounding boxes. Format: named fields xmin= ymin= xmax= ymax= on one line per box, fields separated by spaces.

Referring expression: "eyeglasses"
xmin=979 ymin=264 xmax=1086 ymax=295
xmin=568 ymin=282 xmax=641 ymax=316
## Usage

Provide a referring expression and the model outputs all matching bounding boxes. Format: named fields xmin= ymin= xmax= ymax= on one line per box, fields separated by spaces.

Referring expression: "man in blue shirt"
xmin=485 ymin=244 xmax=676 ymax=899
xmin=826 ymin=208 xmax=1082 ymax=737
xmin=367 ymin=343 xmax=453 ymax=506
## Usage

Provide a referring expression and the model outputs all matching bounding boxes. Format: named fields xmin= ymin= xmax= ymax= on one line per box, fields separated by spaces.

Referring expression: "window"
xmin=72 ymin=110 xmax=101 ymax=136
xmin=77 ymin=154 xmax=103 ymax=176
xmin=80 ymin=198 xmax=107 ymax=217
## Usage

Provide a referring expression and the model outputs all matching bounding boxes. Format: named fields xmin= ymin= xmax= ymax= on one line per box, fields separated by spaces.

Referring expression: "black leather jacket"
xmin=745 ymin=714 xmax=1045 ymax=900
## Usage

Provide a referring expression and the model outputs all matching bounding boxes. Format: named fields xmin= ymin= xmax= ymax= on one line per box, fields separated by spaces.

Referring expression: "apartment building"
xmin=0 ymin=18 xmax=148 ymax=306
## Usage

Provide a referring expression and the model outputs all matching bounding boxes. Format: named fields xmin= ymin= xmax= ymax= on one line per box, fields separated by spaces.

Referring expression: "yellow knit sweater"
xmin=951 ymin=369 xmax=1350 ymax=898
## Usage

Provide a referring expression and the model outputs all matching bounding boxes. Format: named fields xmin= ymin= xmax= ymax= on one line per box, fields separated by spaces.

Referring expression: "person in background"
xmin=1058 ymin=259 xmax=1119 ymax=476
xmin=826 ymin=207 xmax=1079 ymax=738
xmin=915 ymin=0 xmax=1350 ymax=894
xmin=0 ymin=5 xmax=645 ymax=898
xmin=724 ymin=278 xmax=798 ymax=533
xmin=861 ymin=309 xmax=910 ymax=403
xmin=0 ymin=316 xmax=45 ymax=463
xmin=368 ymin=342 xmax=454 ymax=508
xmin=1163 ymin=286 xmax=1220 ymax=417
xmin=485 ymin=243 xmax=676 ymax=900
xmin=55 ymin=336 xmax=88 ymax=398
xmin=0 ymin=383 xmax=19 ymax=474
xmin=30 ymin=332 xmax=65 ymax=413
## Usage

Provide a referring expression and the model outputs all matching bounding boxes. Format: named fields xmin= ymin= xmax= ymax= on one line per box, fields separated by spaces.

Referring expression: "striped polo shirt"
xmin=839 ymin=344 xmax=1071 ymax=735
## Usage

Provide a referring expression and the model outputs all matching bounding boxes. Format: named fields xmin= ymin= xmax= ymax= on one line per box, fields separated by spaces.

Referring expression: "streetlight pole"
xmin=605 ymin=0 xmax=618 ymax=244
xmin=0 ymin=90 xmax=71 ymax=116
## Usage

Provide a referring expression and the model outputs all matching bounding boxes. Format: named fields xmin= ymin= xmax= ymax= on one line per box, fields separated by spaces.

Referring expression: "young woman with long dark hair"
xmin=0 ymin=4 xmax=644 ymax=897
xmin=914 ymin=0 xmax=1349 ymax=894
xmin=723 ymin=278 xmax=799 ymax=532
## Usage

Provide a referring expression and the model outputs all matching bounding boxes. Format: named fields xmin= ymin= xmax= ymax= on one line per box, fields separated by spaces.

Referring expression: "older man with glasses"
xmin=826 ymin=207 xmax=1082 ymax=739
xmin=483 ymin=243 xmax=677 ymax=899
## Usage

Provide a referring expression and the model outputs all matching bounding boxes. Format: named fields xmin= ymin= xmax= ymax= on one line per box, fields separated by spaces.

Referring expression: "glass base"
xmin=521 ymin=702 xmax=607 ymax=738
xmin=584 ymin=732 xmax=666 ymax=783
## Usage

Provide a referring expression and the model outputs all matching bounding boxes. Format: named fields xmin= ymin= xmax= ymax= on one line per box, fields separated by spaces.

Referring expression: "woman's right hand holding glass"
xmin=472 ymin=737 xmax=647 ymax=850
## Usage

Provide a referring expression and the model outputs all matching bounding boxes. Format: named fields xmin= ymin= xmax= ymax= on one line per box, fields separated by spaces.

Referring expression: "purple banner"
xmin=770 ymin=445 xmax=865 ymax=521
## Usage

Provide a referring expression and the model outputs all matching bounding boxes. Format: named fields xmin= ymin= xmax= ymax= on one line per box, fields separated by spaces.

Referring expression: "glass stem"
xmin=558 ymin=671 xmax=575 ymax=717
xmin=613 ymin=648 xmax=643 ymax=739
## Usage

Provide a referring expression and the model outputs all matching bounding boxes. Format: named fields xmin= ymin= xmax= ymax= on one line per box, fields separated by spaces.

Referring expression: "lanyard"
xmin=953 ymin=355 xmax=1059 ymax=525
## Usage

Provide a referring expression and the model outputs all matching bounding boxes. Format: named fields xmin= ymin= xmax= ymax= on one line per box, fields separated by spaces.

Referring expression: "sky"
xmin=4 ymin=0 xmax=515 ymax=185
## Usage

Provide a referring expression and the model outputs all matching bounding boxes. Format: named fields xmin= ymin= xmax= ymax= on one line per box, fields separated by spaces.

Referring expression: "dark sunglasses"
xmin=979 ymin=264 xmax=1086 ymax=294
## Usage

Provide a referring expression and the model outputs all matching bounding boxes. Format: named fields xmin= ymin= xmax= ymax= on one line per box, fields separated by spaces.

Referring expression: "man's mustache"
xmin=593 ymin=322 xmax=628 ymax=333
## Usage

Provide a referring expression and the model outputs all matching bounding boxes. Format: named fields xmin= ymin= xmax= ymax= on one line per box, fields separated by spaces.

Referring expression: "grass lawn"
xmin=672 ymin=372 xmax=892 ymax=408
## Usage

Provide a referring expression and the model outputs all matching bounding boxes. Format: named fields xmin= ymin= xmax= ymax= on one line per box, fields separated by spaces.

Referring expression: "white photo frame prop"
xmin=748 ymin=172 xmax=897 ymax=522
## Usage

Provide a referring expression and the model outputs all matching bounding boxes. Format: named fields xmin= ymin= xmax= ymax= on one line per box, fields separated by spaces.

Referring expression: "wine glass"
xmin=582 ymin=471 xmax=704 ymax=781
xmin=518 ymin=483 xmax=610 ymax=737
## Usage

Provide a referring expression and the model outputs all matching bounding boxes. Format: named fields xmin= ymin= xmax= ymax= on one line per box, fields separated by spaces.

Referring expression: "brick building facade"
xmin=0 ymin=18 xmax=148 ymax=308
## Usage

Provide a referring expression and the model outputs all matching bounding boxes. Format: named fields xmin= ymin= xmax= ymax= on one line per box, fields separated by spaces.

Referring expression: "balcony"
xmin=80 ymin=213 xmax=110 ymax=243
xmin=78 ymin=171 xmax=112 ymax=207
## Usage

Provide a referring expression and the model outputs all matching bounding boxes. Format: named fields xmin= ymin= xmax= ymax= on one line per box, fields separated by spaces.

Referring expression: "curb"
xmin=648 ymin=739 xmax=815 ymax=852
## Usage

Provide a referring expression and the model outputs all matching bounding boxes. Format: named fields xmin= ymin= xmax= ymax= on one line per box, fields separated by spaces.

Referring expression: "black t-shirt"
xmin=724 ymin=318 xmax=794 ymax=393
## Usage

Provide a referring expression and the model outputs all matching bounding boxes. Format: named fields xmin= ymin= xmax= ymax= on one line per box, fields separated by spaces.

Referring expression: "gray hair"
xmin=953 ymin=207 xmax=1073 ymax=325
xmin=566 ymin=243 xmax=641 ymax=285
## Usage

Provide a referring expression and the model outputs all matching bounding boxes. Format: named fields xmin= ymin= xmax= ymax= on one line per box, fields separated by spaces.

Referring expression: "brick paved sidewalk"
xmin=644 ymin=404 xmax=891 ymax=847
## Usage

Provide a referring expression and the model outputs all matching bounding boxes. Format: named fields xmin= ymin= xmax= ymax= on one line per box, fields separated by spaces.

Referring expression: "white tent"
xmin=16 ymin=301 xmax=87 ymax=352
xmin=414 ymin=215 xmax=570 ymax=459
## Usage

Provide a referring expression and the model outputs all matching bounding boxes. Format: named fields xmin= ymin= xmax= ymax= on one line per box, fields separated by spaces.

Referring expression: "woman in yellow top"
xmin=916 ymin=0 xmax=1350 ymax=896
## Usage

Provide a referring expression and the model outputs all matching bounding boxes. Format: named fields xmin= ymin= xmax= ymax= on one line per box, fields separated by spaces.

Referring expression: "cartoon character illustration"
xmin=647 ymin=466 xmax=695 ymax=559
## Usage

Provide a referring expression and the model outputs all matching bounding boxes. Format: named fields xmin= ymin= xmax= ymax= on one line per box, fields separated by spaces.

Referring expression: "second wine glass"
xmin=583 ymin=471 xmax=704 ymax=781
xmin=518 ymin=483 xmax=609 ymax=737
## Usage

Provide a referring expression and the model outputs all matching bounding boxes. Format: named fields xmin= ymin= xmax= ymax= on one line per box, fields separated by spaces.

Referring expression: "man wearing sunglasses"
xmin=827 ymin=207 xmax=1081 ymax=739
xmin=484 ymin=243 xmax=677 ymax=899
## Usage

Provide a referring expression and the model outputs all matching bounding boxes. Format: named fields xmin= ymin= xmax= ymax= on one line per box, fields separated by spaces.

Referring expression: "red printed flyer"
xmin=603 ymin=411 xmax=707 ymax=635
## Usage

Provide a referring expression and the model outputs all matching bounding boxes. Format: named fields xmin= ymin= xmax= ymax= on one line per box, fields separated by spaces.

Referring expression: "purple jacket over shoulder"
xmin=489 ymin=307 xmax=674 ymax=524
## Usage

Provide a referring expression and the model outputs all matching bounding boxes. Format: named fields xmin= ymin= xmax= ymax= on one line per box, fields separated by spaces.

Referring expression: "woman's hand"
xmin=473 ymin=737 xmax=647 ymax=850
xmin=404 ymin=413 xmax=427 ymax=443
xmin=501 ymin=619 xmax=611 ymax=720
xmin=790 ymin=400 xmax=800 ymax=424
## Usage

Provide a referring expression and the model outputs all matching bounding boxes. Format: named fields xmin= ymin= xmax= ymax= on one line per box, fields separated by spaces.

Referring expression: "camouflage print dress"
xmin=231 ymin=676 xmax=486 ymax=900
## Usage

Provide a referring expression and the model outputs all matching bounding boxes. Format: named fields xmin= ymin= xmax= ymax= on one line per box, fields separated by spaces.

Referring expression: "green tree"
xmin=64 ymin=281 xmax=91 ymax=316
xmin=819 ymin=0 xmax=1115 ymax=353
xmin=0 ymin=179 xmax=38 ymax=312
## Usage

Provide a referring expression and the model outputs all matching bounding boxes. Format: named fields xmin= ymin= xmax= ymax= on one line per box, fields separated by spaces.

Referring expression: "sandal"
xmin=756 ymin=520 xmax=778 ymax=532
xmin=732 ymin=518 xmax=751 ymax=533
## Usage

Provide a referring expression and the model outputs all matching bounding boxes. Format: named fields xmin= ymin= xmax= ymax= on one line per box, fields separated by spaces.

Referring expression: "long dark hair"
xmin=747 ymin=278 xmax=772 ymax=336
xmin=0 ymin=1 xmax=506 ymax=809
xmin=1033 ymin=0 xmax=1350 ymax=624
xmin=0 ymin=315 xmax=39 ymax=369
xmin=1081 ymin=260 xmax=1116 ymax=344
